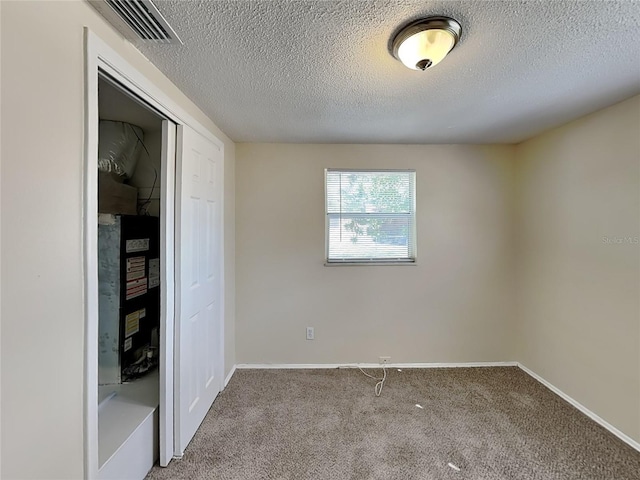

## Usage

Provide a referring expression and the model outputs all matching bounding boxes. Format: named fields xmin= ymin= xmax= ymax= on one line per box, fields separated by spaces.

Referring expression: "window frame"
xmin=324 ymin=168 xmax=417 ymax=266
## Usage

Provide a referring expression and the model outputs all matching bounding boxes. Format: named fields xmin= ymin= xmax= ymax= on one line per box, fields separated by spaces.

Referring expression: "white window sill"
xmin=324 ymin=261 xmax=417 ymax=267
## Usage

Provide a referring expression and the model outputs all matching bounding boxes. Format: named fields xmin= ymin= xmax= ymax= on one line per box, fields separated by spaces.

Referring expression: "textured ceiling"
xmin=133 ymin=1 xmax=640 ymax=144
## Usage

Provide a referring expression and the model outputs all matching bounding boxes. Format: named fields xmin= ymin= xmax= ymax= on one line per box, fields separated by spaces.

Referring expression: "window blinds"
xmin=325 ymin=169 xmax=416 ymax=263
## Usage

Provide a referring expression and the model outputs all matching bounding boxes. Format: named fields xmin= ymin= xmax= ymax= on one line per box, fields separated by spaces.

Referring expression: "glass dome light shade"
xmin=397 ymin=29 xmax=456 ymax=70
xmin=391 ymin=17 xmax=462 ymax=71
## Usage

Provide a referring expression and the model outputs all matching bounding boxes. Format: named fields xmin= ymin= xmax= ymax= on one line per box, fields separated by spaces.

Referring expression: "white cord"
xmin=357 ymin=365 xmax=387 ymax=397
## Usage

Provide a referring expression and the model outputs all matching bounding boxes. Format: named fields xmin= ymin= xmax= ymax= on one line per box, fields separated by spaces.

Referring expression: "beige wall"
xmin=236 ymin=143 xmax=516 ymax=364
xmin=0 ymin=1 xmax=235 ymax=478
xmin=515 ymin=95 xmax=640 ymax=442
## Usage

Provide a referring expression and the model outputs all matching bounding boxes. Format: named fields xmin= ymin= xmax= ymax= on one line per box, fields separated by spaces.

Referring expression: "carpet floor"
xmin=146 ymin=367 xmax=640 ymax=479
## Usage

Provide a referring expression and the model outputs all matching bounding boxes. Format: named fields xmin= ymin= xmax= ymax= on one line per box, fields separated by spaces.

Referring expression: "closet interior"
xmin=97 ymin=74 xmax=164 ymax=478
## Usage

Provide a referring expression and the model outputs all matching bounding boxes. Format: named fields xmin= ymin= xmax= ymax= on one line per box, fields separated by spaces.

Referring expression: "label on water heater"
xmin=149 ymin=258 xmax=160 ymax=288
xmin=126 ymin=238 xmax=149 ymax=253
xmin=126 ymin=256 xmax=146 ymax=281
xmin=126 ymin=277 xmax=147 ymax=300
xmin=124 ymin=309 xmax=143 ymax=337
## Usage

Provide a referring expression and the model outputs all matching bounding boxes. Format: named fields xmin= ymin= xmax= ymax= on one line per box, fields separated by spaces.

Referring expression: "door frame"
xmin=84 ymin=29 xmax=225 ymax=479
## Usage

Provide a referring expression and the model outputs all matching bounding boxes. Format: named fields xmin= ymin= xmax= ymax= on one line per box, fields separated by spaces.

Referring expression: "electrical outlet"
xmin=379 ymin=356 xmax=391 ymax=364
xmin=306 ymin=327 xmax=314 ymax=340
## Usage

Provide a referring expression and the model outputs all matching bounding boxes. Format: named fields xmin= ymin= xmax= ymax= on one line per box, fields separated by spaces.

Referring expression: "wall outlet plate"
xmin=379 ymin=356 xmax=391 ymax=364
xmin=306 ymin=327 xmax=314 ymax=340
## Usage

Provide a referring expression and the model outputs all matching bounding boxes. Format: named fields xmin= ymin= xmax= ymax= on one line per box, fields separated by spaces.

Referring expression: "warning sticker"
xmin=126 ymin=256 xmax=146 ymax=281
xmin=149 ymin=258 xmax=160 ymax=288
xmin=126 ymin=277 xmax=147 ymax=300
xmin=124 ymin=337 xmax=133 ymax=352
xmin=126 ymin=238 xmax=149 ymax=253
xmin=125 ymin=310 xmax=143 ymax=337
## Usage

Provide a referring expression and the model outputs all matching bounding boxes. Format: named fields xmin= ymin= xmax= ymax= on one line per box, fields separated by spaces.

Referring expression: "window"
xmin=325 ymin=169 xmax=416 ymax=264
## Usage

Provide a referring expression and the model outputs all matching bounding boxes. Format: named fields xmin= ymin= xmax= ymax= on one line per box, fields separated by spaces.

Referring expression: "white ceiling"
xmin=133 ymin=1 xmax=640 ymax=144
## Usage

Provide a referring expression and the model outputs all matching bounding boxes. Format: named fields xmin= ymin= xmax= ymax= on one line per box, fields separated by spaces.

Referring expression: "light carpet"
xmin=146 ymin=367 xmax=640 ymax=479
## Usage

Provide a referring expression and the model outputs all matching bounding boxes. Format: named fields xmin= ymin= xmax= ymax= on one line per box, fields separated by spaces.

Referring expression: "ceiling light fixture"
xmin=391 ymin=16 xmax=462 ymax=71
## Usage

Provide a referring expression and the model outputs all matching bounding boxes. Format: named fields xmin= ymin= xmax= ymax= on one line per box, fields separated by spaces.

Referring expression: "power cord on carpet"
xmin=357 ymin=365 xmax=387 ymax=397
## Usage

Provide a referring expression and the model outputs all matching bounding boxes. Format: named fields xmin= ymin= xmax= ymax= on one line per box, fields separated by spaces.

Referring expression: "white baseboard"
xmin=387 ymin=361 xmax=518 ymax=369
xmin=517 ymin=363 xmax=640 ymax=453
xmin=235 ymin=361 xmax=518 ymax=370
xmin=224 ymin=364 xmax=237 ymax=388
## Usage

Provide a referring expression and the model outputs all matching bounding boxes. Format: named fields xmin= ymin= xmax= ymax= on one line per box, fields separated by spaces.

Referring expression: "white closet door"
xmin=174 ymin=124 xmax=224 ymax=456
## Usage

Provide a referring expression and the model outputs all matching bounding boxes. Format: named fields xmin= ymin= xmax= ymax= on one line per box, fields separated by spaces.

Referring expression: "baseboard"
xmin=387 ymin=361 xmax=518 ymax=369
xmin=235 ymin=361 xmax=518 ymax=370
xmin=517 ymin=363 xmax=640 ymax=453
xmin=224 ymin=365 xmax=237 ymax=388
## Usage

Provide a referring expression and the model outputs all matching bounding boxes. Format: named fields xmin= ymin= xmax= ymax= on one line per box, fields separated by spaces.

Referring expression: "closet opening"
xmin=96 ymin=72 xmax=168 ymax=478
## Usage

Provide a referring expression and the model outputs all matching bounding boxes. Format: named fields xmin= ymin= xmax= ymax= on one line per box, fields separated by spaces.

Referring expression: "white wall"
xmin=515 ymin=95 xmax=640 ymax=443
xmin=0 ymin=1 xmax=235 ymax=478
xmin=236 ymin=143 xmax=516 ymax=364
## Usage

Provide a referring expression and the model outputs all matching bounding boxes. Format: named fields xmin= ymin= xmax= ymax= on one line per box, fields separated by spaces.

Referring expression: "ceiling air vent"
xmin=89 ymin=0 xmax=182 ymax=44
